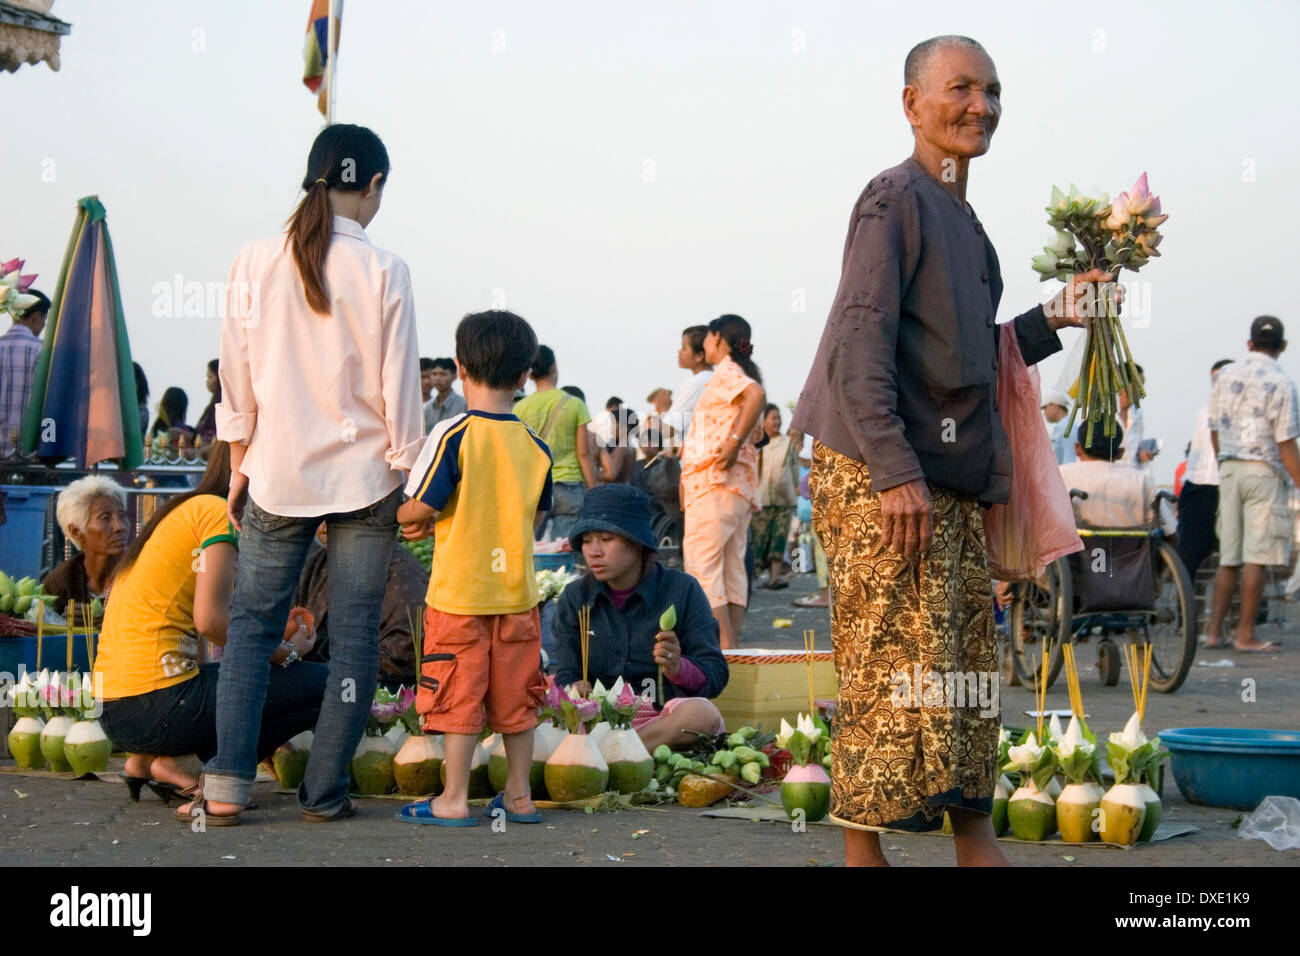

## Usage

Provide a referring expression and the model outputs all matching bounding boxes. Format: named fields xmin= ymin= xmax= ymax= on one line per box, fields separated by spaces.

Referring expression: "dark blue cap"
xmin=568 ymin=484 xmax=658 ymax=553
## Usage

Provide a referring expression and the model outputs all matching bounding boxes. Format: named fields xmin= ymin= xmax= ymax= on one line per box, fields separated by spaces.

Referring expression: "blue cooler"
xmin=0 ymin=485 xmax=62 ymax=581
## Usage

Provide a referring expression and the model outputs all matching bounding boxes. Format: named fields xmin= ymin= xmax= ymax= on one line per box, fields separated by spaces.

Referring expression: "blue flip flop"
xmin=484 ymin=792 xmax=543 ymax=824
xmin=395 ymin=798 xmax=479 ymax=826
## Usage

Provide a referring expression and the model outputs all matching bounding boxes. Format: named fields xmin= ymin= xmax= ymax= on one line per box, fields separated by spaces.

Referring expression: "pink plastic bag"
xmin=984 ymin=326 xmax=1083 ymax=581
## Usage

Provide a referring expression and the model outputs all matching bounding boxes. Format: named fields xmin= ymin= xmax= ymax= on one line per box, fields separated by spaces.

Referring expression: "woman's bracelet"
xmin=276 ymin=642 xmax=299 ymax=667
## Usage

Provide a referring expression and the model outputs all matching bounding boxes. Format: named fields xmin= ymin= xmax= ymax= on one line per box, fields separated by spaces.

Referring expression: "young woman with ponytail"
xmin=184 ymin=124 xmax=424 ymax=825
xmin=679 ymin=314 xmax=766 ymax=648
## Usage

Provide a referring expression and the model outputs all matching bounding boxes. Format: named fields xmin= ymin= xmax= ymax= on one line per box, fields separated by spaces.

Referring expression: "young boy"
xmin=395 ymin=311 xmax=553 ymax=826
xmin=664 ymin=326 xmax=713 ymax=456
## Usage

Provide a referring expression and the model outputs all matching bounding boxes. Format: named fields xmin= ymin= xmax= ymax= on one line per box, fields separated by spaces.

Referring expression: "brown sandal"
xmin=172 ymin=776 xmax=242 ymax=826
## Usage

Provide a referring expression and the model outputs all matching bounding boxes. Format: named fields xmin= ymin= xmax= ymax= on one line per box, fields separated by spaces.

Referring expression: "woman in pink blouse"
xmin=182 ymin=125 xmax=424 ymax=826
xmin=680 ymin=315 xmax=766 ymax=649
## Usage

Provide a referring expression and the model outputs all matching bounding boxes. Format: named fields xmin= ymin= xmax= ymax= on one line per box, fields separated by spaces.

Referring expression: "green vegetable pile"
xmin=0 ymin=572 xmax=58 ymax=619
xmin=401 ymin=537 xmax=433 ymax=572
xmin=648 ymin=725 xmax=776 ymax=799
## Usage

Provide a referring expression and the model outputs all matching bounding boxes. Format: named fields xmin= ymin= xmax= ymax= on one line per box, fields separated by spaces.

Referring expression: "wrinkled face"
xmin=905 ymin=47 xmax=1001 ymax=159
xmin=581 ymin=531 xmax=641 ymax=583
xmin=79 ymin=495 xmax=129 ymax=557
xmin=430 ymin=368 xmax=454 ymax=393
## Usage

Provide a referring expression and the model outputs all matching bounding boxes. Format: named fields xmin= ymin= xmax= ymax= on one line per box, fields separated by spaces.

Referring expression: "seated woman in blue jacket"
xmin=552 ymin=485 xmax=728 ymax=750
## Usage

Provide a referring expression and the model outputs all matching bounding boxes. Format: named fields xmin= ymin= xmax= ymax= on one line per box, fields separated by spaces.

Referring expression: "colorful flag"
xmin=302 ymin=0 xmax=341 ymax=116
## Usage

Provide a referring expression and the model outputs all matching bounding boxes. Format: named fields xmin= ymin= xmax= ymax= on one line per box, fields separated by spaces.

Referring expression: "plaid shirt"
xmin=0 ymin=325 xmax=41 ymax=457
xmin=1209 ymin=352 xmax=1300 ymax=471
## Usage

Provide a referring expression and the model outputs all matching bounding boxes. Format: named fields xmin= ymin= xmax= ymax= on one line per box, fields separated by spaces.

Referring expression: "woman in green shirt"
xmin=514 ymin=345 xmax=597 ymax=540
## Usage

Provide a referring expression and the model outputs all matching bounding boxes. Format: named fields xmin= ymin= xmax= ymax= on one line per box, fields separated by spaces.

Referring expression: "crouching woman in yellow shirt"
xmin=93 ymin=444 xmax=327 ymax=811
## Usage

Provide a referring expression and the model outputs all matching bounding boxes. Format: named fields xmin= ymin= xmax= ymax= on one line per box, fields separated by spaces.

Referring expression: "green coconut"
xmin=351 ymin=734 xmax=397 ymax=795
xmin=780 ymin=763 xmax=831 ymax=823
xmin=992 ymin=774 xmax=1013 ymax=835
xmin=438 ymin=741 xmax=491 ymax=798
xmin=40 ymin=715 xmax=76 ymax=773
xmin=1135 ymin=781 xmax=1161 ymax=842
xmin=597 ymin=727 xmax=654 ymax=794
xmin=8 ymin=716 xmax=46 ymax=769
xmin=532 ymin=724 xmax=567 ymax=798
xmin=272 ymin=730 xmax=313 ymax=791
xmin=63 ymin=719 xmax=113 ymax=776
xmin=543 ymin=732 xmax=609 ymax=802
xmin=1056 ymin=781 xmax=1104 ymax=843
xmin=394 ymin=734 xmax=443 ymax=796
xmin=1007 ymin=782 xmax=1057 ymax=841
xmin=1099 ymin=783 xmax=1146 ymax=845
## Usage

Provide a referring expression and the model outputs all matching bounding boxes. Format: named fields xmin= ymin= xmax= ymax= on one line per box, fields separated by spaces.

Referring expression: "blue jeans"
xmin=540 ymin=481 xmax=585 ymax=542
xmin=203 ymin=487 xmax=401 ymax=812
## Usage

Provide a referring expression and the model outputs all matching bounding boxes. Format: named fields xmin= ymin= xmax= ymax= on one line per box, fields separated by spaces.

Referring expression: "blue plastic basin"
xmin=1158 ymin=727 xmax=1300 ymax=811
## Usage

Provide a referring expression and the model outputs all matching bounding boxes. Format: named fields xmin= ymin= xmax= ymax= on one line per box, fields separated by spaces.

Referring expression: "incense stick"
xmin=578 ymin=604 xmax=591 ymax=685
xmin=1062 ymin=642 xmax=1084 ymax=720
xmin=803 ymin=629 xmax=816 ymax=718
xmin=1034 ymin=638 xmax=1053 ymax=741
xmin=82 ymin=601 xmax=94 ymax=673
xmin=65 ymin=599 xmax=75 ymax=673
xmin=36 ymin=605 xmax=44 ymax=671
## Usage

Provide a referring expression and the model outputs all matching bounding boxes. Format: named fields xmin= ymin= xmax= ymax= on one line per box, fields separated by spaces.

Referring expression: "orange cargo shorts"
xmin=416 ymin=605 xmax=547 ymax=736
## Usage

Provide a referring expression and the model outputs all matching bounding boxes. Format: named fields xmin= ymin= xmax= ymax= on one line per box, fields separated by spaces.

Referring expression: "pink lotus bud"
xmin=16 ymin=273 xmax=37 ymax=293
xmin=0 ymin=258 xmax=23 ymax=275
xmin=1129 ymin=172 xmax=1150 ymax=200
xmin=573 ymin=696 xmax=601 ymax=723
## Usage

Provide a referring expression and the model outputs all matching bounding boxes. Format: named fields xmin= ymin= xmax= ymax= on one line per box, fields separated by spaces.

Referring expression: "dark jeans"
xmin=1176 ymin=481 xmax=1220 ymax=579
xmin=100 ymin=662 xmax=326 ymax=763
xmin=204 ymin=487 xmax=401 ymax=811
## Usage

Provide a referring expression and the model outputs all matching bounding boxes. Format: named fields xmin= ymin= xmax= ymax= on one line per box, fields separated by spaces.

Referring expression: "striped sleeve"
xmin=198 ymin=497 xmax=238 ymax=550
xmin=524 ymin=425 xmax=555 ymax=512
xmin=404 ymin=413 xmax=469 ymax=511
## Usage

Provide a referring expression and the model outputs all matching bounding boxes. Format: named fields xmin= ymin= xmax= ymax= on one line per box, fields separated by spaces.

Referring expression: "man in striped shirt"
xmin=0 ymin=290 xmax=49 ymax=458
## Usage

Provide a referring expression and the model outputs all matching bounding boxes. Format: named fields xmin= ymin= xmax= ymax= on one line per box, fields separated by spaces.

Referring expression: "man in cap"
xmin=1041 ymin=386 xmax=1076 ymax=465
xmin=1205 ymin=316 xmax=1300 ymax=652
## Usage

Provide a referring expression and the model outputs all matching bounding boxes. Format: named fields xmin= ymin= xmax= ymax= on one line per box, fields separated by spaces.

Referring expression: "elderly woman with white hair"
xmin=42 ymin=476 xmax=130 ymax=618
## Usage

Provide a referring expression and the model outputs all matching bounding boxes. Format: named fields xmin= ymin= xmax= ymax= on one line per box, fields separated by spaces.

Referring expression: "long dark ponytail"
xmin=708 ymin=314 xmax=762 ymax=384
xmin=285 ymin=124 xmax=391 ymax=315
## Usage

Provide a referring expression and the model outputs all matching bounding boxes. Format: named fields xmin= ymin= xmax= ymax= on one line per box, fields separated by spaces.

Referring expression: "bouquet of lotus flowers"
xmin=6 ymin=670 xmax=47 ymax=768
xmin=1051 ymin=716 xmax=1105 ymax=843
xmin=38 ymin=670 xmax=80 ymax=772
xmin=544 ymin=691 xmax=611 ymax=801
xmin=1030 ymin=174 xmax=1168 ymax=446
xmin=536 ymin=568 xmax=579 ymax=604
xmin=0 ymin=257 xmax=40 ymax=318
xmin=62 ymin=671 xmax=113 ymax=777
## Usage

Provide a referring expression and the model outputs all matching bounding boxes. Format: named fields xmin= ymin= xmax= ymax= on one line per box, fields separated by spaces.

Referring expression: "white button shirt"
xmin=1184 ymin=405 xmax=1220 ymax=486
xmin=216 ymin=215 xmax=424 ymax=517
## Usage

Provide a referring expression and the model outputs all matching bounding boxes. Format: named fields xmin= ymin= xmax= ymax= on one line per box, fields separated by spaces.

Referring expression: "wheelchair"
xmin=1004 ymin=489 xmax=1197 ymax=694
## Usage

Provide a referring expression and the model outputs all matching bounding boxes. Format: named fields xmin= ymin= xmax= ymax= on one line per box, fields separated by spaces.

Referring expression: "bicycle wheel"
xmin=1144 ymin=540 xmax=1197 ymax=693
xmin=1009 ymin=557 xmax=1071 ymax=689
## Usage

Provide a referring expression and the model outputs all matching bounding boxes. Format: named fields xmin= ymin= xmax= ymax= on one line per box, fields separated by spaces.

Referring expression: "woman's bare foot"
xmin=176 ymin=797 xmax=242 ymax=817
xmin=149 ymin=756 xmax=198 ymax=792
xmin=123 ymin=754 xmax=154 ymax=779
xmin=843 ymin=828 xmax=890 ymax=866
xmin=951 ymin=808 xmax=1010 ymax=866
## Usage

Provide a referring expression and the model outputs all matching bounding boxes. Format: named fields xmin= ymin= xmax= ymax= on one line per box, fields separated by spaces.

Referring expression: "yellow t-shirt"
xmin=404 ymin=411 xmax=553 ymax=615
xmin=94 ymin=495 xmax=236 ymax=699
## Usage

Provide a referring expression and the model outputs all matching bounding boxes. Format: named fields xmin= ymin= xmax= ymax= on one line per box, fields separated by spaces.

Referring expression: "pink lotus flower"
xmin=613 ymin=680 xmax=638 ymax=714
xmin=16 ymin=273 xmax=37 ymax=293
xmin=1124 ymin=172 xmax=1156 ymax=217
xmin=573 ymin=696 xmax=601 ymax=725
xmin=370 ymin=685 xmax=416 ymax=724
xmin=1 ymin=258 xmax=23 ymax=275
xmin=543 ymin=674 xmax=569 ymax=712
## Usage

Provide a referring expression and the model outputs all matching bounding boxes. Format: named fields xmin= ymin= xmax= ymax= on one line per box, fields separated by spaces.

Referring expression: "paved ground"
xmin=2 ymin=572 xmax=1297 ymax=866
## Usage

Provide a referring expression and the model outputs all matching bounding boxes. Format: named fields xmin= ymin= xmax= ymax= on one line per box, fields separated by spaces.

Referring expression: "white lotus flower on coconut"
xmin=1005 ymin=732 xmax=1044 ymax=771
xmin=1048 ymin=713 xmax=1064 ymax=743
xmin=590 ymin=679 xmax=609 ymax=700
xmin=1109 ymin=711 xmax=1147 ymax=751
xmin=1056 ymin=716 xmax=1094 ymax=760
xmin=776 ymin=717 xmax=796 ymax=750
xmin=796 ymin=713 xmax=822 ymax=745
xmin=605 ymin=676 xmax=626 ymax=707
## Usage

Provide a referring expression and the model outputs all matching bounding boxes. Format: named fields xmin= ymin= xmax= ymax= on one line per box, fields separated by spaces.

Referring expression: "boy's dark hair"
xmin=1211 ymin=358 xmax=1234 ymax=373
xmin=419 ymin=357 xmax=436 ymax=371
xmin=531 ymin=344 xmax=557 ymax=379
xmin=606 ymin=396 xmax=623 ymax=411
xmin=430 ymin=357 xmax=456 ymax=373
xmin=682 ymin=325 xmax=708 ymax=355
xmin=1077 ymin=420 xmax=1124 ymax=461
xmin=455 ymin=311 xmax=538 ymax=390
xmin=560 ymin=385 xmax=586 ymax=402
xmin=19 ymin=289 xmax=50 ymax=319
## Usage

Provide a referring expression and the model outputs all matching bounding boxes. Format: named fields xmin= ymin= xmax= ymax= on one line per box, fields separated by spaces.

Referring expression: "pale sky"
xmin=5 ymin=0 xmax=1298 ymax=484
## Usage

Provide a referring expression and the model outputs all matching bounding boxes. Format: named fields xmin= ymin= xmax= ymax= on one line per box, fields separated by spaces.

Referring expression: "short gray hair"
xmin=55 ymin=476 xmax=127 ymax=551
xmin=904 ymin=35 xmax=988 ymax=88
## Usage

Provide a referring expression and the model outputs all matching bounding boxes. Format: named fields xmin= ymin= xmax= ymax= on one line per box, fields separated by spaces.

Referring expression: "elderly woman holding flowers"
xmin=792 ymin=35 xmax=1112 ymax=867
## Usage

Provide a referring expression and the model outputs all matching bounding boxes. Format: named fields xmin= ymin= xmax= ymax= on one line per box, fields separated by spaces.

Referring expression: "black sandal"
xmin=122 ymin=774 xmax=198 ymax=806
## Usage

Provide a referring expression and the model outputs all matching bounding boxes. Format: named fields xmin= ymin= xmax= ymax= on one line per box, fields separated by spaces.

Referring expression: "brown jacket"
xmin=792 ymin=158 xmax=1063 ymax=505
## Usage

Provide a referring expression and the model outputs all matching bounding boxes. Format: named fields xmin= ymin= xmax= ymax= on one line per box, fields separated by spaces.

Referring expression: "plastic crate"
xmin=533 ymin=551 xmax=577 ymax=573
xmin=0 ymin=631 xmax=98 ymax=676
xmin=0 ymin=485 xmax=62 ymax=581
